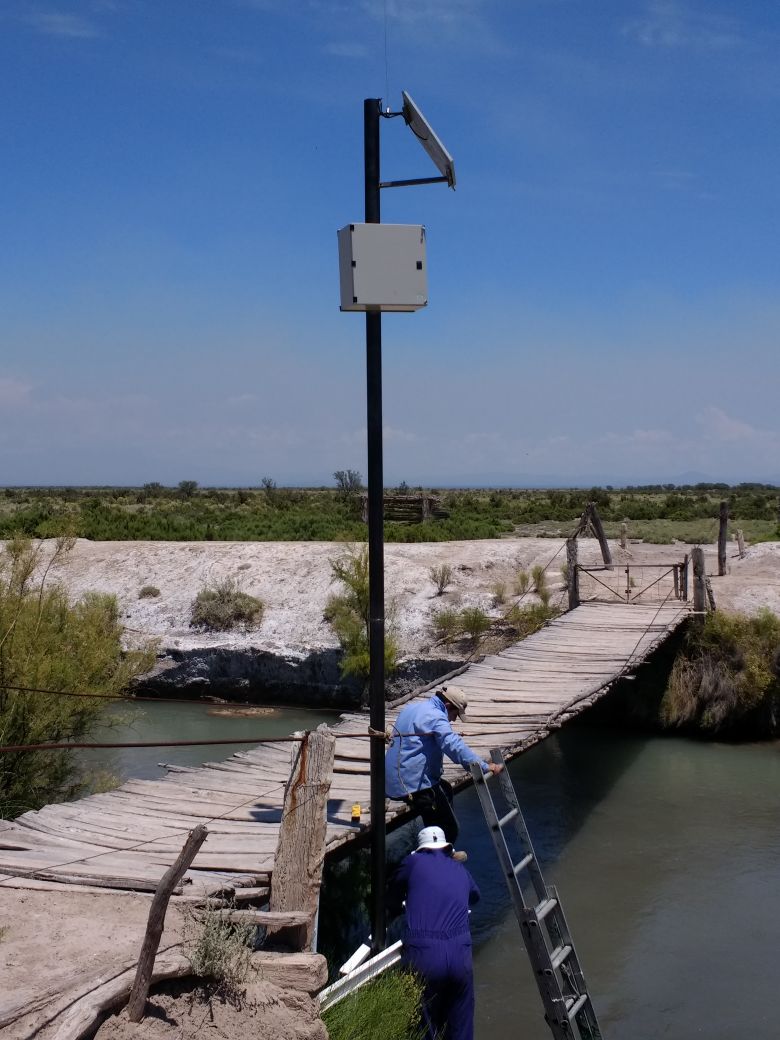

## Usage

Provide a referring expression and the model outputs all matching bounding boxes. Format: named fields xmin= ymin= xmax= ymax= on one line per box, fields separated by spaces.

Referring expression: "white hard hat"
xmin=416 ymin=825 xmax=450 ymax=851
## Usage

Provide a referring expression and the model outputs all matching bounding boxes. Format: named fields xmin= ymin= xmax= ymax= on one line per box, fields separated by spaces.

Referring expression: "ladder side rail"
xmin=469 ymin=763 xmax=531 ymax=916
xmin=490 ymin=748 xmax=550 ymax=907
xmin=517 ymin=907 xmax=580 ymax=1040
xmin=547 ymin=886 xmax=602 ymax=1039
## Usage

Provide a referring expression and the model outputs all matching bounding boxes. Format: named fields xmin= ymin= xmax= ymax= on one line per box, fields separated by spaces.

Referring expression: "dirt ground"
xmin=38 ymin=535 xmax=780 ymax=660
xmin=93 ymin=978 xmax=326 ymax=1040
xmin=3 ymin=534 xmax=778 ymax=1038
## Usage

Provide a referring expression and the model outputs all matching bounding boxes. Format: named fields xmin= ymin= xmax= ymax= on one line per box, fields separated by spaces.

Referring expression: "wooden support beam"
xmin=620 ymin=522 xmax=627 ymax=550
xmin=127 ymin=825 xmax=207 ymax=1022
xmin=566 ymin=538 xmax=579 ymax=610
xmin=270 ymin=725 xmax=335 ymax=951
xmin=736 ymin=528 xmax=746 ymax=559
xmin=248 ymin=951 xmax=328 ymax=994
xmin=200 ymin=909 xmax=312 ymax=931
xmin=718 ymin=500 xmax=729 ymax=576
xmin=692 ymin=546 xmax=706 ymax=621
xmin=587 ymin=503 xmax=613 ymax=568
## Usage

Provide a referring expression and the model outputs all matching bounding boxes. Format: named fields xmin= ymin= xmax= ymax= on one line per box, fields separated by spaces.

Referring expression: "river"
xmin=82 ymin=703 xmax=780 ymax=1039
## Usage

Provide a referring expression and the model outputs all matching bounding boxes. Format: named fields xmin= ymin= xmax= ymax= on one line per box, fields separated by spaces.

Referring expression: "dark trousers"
xmin=407 ymin=779 xmax=459 ymax=843
xmin=403 ymin=938 xmax=475 ymax=1040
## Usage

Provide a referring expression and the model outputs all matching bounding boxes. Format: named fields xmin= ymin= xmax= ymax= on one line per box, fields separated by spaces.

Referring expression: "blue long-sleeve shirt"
xmin=385 ymin=694 xmax=489 ymax=799
xmin=390 ymin=848 xmax=480 ymax=942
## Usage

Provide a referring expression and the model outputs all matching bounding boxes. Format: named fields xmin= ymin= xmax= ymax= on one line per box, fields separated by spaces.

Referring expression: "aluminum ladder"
xmin=470 ymin=749 xmax=603 ymax=1040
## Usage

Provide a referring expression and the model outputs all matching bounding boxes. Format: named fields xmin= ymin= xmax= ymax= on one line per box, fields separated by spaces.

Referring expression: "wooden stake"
xmin=718 ymin=500 xmax=728 ymax=576
xmin=692 ymin=546 xmax=706 ymax=621
xmin=736 ymin=528 xmax=746 ymax=559
xmin=566 ymin=537 xmax=579 ymax=610
xmin=270 ymin=725 xmax=335 ymax=951
xmin=587 ymin=503 xmax=613 ymax=568
xmin=126 ymin=824 xmax=208 ymax=1022
xmin=620 ymin=522 xmax=627 ymax=550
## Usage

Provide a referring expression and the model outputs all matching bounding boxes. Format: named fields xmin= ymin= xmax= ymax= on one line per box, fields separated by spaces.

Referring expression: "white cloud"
xmin=0 ymin=377 xmax=33 ymax=408
xmin=623 ymin=1 xmax=743 ymax=52
xmin=697 ymin=406 xmax=759 ymax=442
xmin=25 ymin=11 xmax=101 ymax=38
xmin=323 ymin=41 xmax=369 ymax=59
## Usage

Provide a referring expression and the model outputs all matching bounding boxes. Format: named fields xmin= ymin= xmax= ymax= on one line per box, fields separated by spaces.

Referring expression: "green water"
xmin=84 ymin=702 xmax=780 ymax=1038
xmin=80 ymin=698 xmax=341 ymax=781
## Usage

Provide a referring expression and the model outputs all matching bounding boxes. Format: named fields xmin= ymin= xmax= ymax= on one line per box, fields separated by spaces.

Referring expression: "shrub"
xmin=429 ymin=563 xmax=452 ymax=596
xmin=531 ymin=564 xmax=547 ymax=594
xmin=491 ymin=581 xmax=507 ymax=607
xmin=661 ymin=608 xmax=780 ymax=733
xmin=138 ymin=585 xmax=160 ymax=599
xmin=323 ymin=968 xmax=426 ymax=1040
xmin=0 ymin=536 xmax=155 ymax=819
xmin=431 ymin=608 xmax=463 ymax=643
xmin=185 ymin=908 xmax=253 ymax=1002
xmin=537 ymin=586 xmax=552 ymax=609
xmin=503 ymin=603 xmax=559 ymax=639
xmin=190 ymin=578 xmax=263 ymax=632
xmin=326 ymin=545 xmax=398 ymax=686
xmin=460 ymin=606 xmax=491 ymax=644
xmin=560 ymin=562 xmax=569 ymax=586
xmin=514 ymin=568 xmax=531 ymax=596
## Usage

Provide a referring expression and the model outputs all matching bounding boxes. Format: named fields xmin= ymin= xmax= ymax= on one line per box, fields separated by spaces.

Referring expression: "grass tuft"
xmin=323 ymin=969 xmax=427 ymax=1040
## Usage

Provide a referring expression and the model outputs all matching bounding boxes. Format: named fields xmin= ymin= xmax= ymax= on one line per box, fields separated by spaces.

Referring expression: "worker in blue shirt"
xmin=385 ymin=685 xmax=503 ymax=843
xmin=390 ymin=825 xmax=481 ymax=1040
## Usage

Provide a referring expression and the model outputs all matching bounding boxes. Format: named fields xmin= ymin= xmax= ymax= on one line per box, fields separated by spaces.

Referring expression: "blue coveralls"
xmin=390 ymin=848 xmax=481 ymax=1040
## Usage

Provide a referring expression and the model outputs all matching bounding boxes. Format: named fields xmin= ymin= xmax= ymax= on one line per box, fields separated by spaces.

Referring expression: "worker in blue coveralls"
xmin=385 ymin=684 xmax=503 ymax=845
xmin=390 ymin=825 xmax=481 ymax=1040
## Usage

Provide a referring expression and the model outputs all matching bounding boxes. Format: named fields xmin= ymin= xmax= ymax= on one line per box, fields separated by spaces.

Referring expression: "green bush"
xmin=190 ymin=578 xmax=264 ymax=632
xmin=431 ymin=607 xmax=463 ymax=643
xmin=323 ymin=969 xmax=426 ymax=1040
xmin=460 ymin=606 xmax=491 ymax=644
xmin=531 ymin=565 xmax=547 ymax=594
xmin=138 ymin=585 xmax=160 ymax=599
xmin=429 ymin=563 xmax=452 ymax=596
xmin=185 ymin=907 xmax=253 ymax=1001
xmin=661 ymin=608 xmax=780 ymax=733
xmin=514 ymin=568 xmax=530 ymax=596
xmin=503 ymin=603 xmax=559 ymax=639
xmin=0 ymin=536 xmax=155 ymax=819
xmin=326 ymin=545 xmax=398 ymax=687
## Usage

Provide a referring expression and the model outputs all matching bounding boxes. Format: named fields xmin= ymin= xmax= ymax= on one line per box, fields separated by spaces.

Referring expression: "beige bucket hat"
xmin=440 ymin=684 xmax=468 ymax=720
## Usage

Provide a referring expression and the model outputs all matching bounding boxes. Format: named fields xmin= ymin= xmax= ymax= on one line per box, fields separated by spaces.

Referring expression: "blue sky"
xmin=2 ymin=0 xmax=779 ymax=487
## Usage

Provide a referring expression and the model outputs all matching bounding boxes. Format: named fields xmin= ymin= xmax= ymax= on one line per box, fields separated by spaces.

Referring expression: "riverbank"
xmin=37 ymin=536 xmax=780 ymax=702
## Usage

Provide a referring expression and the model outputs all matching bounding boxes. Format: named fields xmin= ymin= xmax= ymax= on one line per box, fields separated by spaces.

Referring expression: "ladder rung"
xmin=512 ymin=852 xmax=534 ymax=876
xmin=535 ymin=897 xmax=558 ymax=921
xmin=497 ymin=807 xmax=519 ymax=828
xmin=550 ymin=943 xmax=572 ymax=970
xmin=566 ymin=993 xmax=589 ymax=1020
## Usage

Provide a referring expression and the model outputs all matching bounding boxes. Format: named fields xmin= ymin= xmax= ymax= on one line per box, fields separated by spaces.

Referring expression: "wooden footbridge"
xmin=0 ymin=592 xmax=691 ymax=1037
xmin=0 ymin=600 xmax=689 ymax=897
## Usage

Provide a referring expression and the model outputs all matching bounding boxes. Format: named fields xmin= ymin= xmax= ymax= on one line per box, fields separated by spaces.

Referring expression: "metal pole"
xmin=364 ymin=97 xmax=386 ymax=952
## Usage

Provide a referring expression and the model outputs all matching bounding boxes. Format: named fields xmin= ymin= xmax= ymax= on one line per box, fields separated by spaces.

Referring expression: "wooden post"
xmin=587 ymin=503 xmax=613 ymax=568
xmin=127 ymin=824 xmax=208 ymax=1022
xmin=566 ymin=537 xmax=579 ymax=610
xmin=692 ymin=546 xmax=706 ymax=620
xmin=736 ymin=528 xmax=746 ymax=559
xmin=681 ymin=553 xmax=689 ymax=601
xmin=620 ymin=522 xmax=627 ymax=550
xmin=705 ymin=578 xmax=717 ymax=611
xmin=717 ymin=500 xmax=728 ymax=576
xmin=673 ymin=565 xmax=680 ymax=600
xmin=270 ymin=725 xmax=336 ymax=952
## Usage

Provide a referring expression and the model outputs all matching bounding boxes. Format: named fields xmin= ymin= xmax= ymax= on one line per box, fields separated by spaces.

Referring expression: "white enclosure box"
xmin=338 ymin=223 xmax=427 ymax=312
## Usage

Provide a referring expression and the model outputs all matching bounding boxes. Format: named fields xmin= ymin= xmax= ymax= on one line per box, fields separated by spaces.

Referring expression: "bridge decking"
xmin=0 ymin=601 xmax=688 ymax=898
